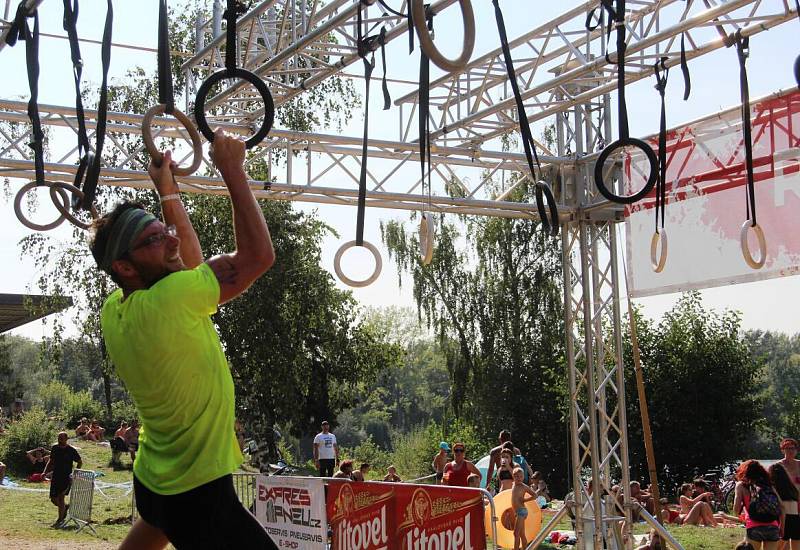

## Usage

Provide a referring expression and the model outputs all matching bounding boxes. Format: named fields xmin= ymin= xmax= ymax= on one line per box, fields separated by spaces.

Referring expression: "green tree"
xmin=623 ymin=293 xmax=762 ymax=491
xmin=0 ymin=335 xmax=47 ymax=408
xmin=742 ymin=330 xmax=800 ymax=453
xmin=381 ymin=181 xmax=570 ymax=493
xmin=352 ymin=307 xmax=450 ymax=441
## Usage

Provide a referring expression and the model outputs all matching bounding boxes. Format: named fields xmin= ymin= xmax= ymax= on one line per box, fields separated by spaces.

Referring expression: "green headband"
xmin=101 ymin=208 xmax=158 ymax=270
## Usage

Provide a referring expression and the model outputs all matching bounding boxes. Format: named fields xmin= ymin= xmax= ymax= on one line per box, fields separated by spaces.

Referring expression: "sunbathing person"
xmin=88 ymin=420 xmax=106 ymax=442
xmin=115 ymin=421 xmax=128 ymax=439
xmin=75 ymin=418 xmax=91 ymax=440
xmin=677 ymin=482 xmax=717 ymax=526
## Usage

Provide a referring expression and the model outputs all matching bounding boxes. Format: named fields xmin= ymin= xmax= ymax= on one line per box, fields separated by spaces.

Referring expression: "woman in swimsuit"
xmin=677 ymin=482 xmax=717 ymax=526
xmin=496 ymin=449 xmax=515 ymax=492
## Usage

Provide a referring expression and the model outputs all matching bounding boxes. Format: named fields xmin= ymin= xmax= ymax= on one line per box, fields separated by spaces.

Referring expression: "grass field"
xmin=0 ymin=438 xmax=746 ymax=549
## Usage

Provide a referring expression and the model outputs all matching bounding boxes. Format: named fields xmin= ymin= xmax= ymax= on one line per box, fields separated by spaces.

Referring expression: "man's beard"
xmin=141 ymin=260 xmax=184 ymax=288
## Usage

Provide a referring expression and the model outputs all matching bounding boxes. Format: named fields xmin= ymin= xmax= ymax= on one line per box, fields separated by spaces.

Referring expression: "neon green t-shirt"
xmin=100 ymin=263 xmax=243 ymax=495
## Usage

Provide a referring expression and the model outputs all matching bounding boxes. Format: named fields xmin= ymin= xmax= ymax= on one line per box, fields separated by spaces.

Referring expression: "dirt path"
xmin=0 ymin=536 xmax=117 ymax=549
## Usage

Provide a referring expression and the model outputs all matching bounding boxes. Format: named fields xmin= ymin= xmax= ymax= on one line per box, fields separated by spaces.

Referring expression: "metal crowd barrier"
xmin=64 ymin=469 xmax=98 ymax=535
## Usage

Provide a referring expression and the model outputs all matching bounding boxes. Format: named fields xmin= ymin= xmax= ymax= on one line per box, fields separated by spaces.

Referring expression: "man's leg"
xmin=49 ymin=495 xmax=59 ymax=523
xmin=119 ymin=518 xmax=170 ymax=550
xmin=57 ymin=493 xmax=67 ymax=522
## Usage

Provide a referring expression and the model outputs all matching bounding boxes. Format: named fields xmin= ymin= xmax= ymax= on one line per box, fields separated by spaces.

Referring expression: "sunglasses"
xmin=454 ymin=448 xmax=465 ymax=453
xmin=130 ymin=224 xmax=177 ymax=252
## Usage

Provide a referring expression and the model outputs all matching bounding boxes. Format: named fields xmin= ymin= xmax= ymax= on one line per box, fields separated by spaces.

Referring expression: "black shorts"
xmin=784 ymin=514 xmax=800 ymax=540
xmin=747 ymin=525 xmax=780 ymax=542
xmin=134 ymin=474 xmax=278 ymax=550
xmin=49 ymin=477 xmax=71 ymax=499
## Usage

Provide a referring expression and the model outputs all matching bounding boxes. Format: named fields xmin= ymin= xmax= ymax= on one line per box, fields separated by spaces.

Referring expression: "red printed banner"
xmin=327 ymin=480 xmax=396 ymax=550
xmin=395 ymin=485 xmax=485 ymax=550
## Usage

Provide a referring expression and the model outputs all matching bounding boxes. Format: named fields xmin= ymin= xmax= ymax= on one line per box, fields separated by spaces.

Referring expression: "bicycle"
xmin=696 ymin=468 xmax=737 ymax=513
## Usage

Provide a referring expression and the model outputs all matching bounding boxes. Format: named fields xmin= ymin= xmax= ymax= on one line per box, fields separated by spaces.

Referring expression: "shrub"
xmin=0 ymin=408 xmax=56 ymax=476
xmin=341 ymin=436 xmax=391 ymax=478
xmin=109 ymin=400 xmax=138 ymax=429
xmin=390 ymin=423 xmax=441 ymax=481
xmin=35 ymin=380 xmax=72 ymax=415
xmin=62 ymin=391 xmax=104 ymax=429
xmin=389 ymin=420 xmax=490 ymax=482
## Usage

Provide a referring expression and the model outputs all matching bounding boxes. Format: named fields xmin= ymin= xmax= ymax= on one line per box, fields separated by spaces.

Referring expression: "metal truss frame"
xmin=1 ymin=1 xmax=797 ymax=547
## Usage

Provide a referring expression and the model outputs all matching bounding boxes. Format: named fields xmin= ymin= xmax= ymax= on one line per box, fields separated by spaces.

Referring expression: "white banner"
xmin=626 ymin=89 xmax=800 ymax=297
xmin=255 ymin=475 xmax=328 ymax=549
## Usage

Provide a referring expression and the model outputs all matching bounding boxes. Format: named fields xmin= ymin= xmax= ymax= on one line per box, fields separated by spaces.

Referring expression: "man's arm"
xmin=313 ymin=442 xmax=319 ymax=463
xmin=148 ymin=150 xmax=203 ymax=268
xmin=468 ymin=461 xmax=482 ymax=482
xmin=485 ymin=448 xmax=498 ymax=487
xmin=334 ymin=442 xmax=339 ymax=462
xmin=206 ymin=130 xmax=275 ymax=304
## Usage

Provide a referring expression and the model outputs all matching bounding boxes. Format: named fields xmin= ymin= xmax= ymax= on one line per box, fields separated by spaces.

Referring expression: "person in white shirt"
xmin=313 ymin=421 xmax=338 ymax=477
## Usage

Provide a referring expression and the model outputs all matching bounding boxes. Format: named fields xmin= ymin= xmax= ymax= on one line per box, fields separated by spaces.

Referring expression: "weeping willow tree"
xmin=381 ymin=177 xmax=572 ymax=492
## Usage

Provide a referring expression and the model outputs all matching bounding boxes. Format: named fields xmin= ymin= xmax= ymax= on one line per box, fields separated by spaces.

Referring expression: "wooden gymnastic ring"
xmin=419 ymin=213 xmax=434 ymax=265
xmin=194 ymin=68 xmax=275 ymax=149
xmin=535 ymin=180 xmax=559 ymax=237
xmin=740 ymin=220 xmax=766 ymax=269
xmin=650 ymin=229 xmax=668 ymax=273
xmin=142 ymin=104 xmax=203 ymax=176
xmin=14 ymin=181 xmax=70 ymax=232
xmin=411 ymin=0 xmax=475 ymax=73
xmin=48 ymin=181 xmax=99 ymax=230
xmin=594 ymin=137 xmax=658 ymax=204
xmin=334 ymin=240 xmax=382 ymax=288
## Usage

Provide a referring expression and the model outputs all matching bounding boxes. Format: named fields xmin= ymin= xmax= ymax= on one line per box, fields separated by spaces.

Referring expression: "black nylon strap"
xmin=418 ymin=5 xmax=434 ymax=225
xmin=379 ymin=27 xmax=390 ymax=110
xmin=613 ymin=0 xmax=630 ymax=141
xmin=654 ymin=58 xmax=668 ymax=232
xmin=224 ymin=0 xmax=246 ymax=71
xmin=493 ymin=0 xmax=558 ymax=235
xmin=62 ymin=0 xmax=89 ymax=157
xmin=380 ymin=0 xmax=414 ymax=54
xmin=492 ymin=0 xmax=541 ymax=174
xmin=355 ymin=2 xmax=378 ymax=246
xmin=680 ymin=32 xmax=691 ymax=100
xmin=157 ymin=0 xmax=174 ymax=113
xmin=8 ymin=3 xmax=45 ymax=186
xmin=81 ymin=0 xmax=112 ymax=210
xmin=736 ymin=32 xmax=757 ymax=227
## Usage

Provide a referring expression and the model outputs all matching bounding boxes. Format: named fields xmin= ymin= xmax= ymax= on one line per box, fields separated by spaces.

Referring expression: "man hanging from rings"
xmin=90 ymin=130 xmax=278 ymax=550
